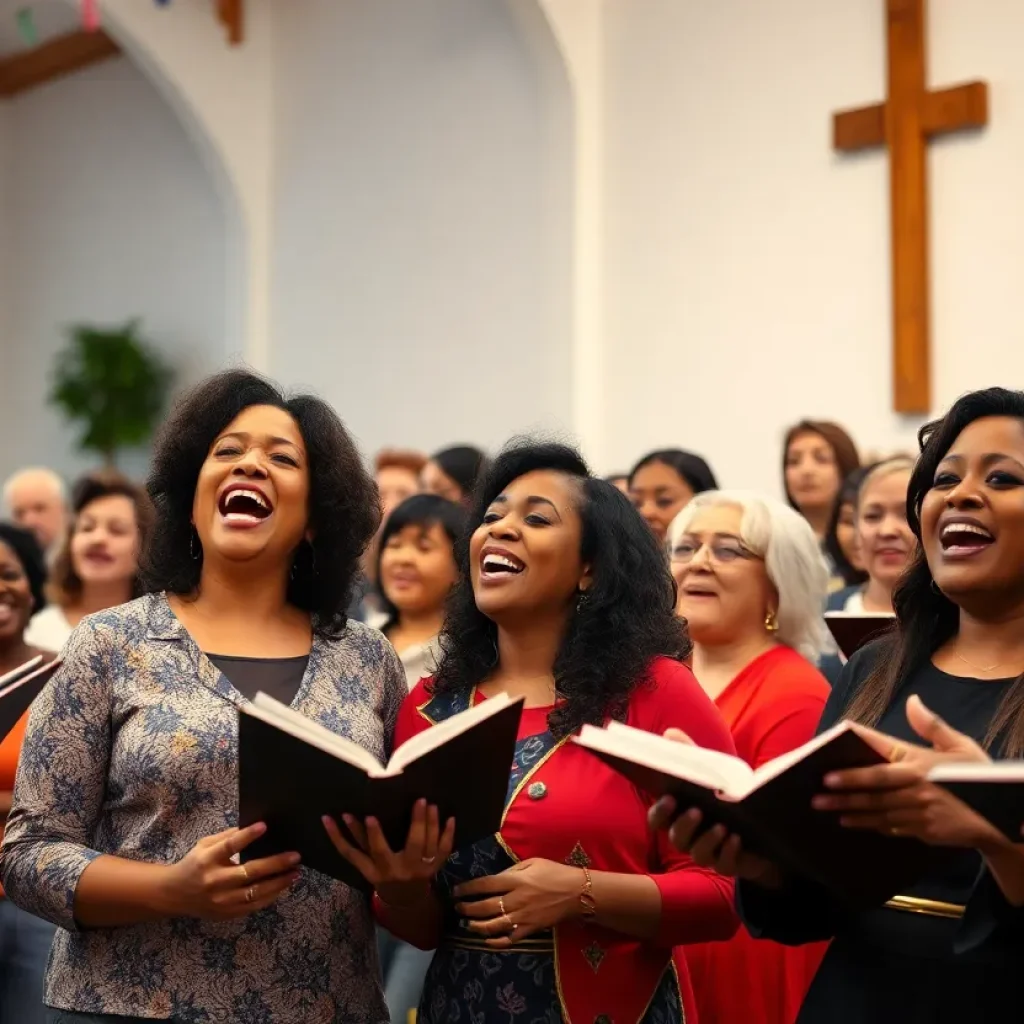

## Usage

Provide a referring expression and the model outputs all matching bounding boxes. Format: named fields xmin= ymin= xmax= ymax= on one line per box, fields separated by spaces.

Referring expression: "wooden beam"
xmin=834 ymin=103 xmax=885 ymax=151
xmin=217 ymin=0 xmax=244 ymax=45
xmin=0 ymin=30 xmax=120 ymax=98
xmin=923 ymin=80 xmax=988 ymax=135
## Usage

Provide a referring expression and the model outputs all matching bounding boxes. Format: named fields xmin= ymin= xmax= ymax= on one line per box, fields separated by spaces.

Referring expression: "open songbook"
xmin=575 ymin=719 xmax=942 ymax=906
xmin=824 ymin=611 xmax=895 ymax=659
xmin=238 ymin=691 xmax=524 ymax=888
xmin=0 ymin=656 xmax=61 ymax=744
xmin=928 ymin=761 xmax=1024 ymax=841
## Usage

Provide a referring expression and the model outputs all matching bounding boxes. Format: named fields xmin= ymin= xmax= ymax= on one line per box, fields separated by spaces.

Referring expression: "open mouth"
xmin=83 ymin=550 xmax=115 ymax=564
xmin=218 ymin=487 xmax=273 ymax=525
xmin=480 ymin=549 xmax=525 ymax=580
xmin=940 ymin=521 xmax=993 ymax=555
xmin=0 ymin=603 xmax=14 ymax=626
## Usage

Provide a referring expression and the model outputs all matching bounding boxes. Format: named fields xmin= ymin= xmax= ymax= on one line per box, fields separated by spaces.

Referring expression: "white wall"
xmin=271 ymin=0 xmax=574 ymax=458
xmin=0 ymin=102 xmax=11 ymax=435
xmin=1 ymin=56 xmax=228 ymax=485
xmin=601 ymin=0 xmax=1024 ymax=493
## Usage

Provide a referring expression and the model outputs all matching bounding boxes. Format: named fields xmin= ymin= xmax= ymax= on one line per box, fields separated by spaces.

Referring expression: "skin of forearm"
xmin=73 ymin=855 xmax=176 ymax=928
xmin=375 ymin=885 xmax=444 ymax=949
xmin=587 ymin=871 xmax=662 ymax=940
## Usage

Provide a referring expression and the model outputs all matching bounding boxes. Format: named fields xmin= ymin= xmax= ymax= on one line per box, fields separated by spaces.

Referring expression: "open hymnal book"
xmin=927 ymin=761 xmax=1024 ymax=840
xmin=0 ymin=656 xmax=61 ymax=744
xmin=238 ymin=691 xmax=524 ymax=888
xmin=575 ymin=719 xmax=940 ymax=906
xmin=824 ymin=611 xmax=895 ymax=659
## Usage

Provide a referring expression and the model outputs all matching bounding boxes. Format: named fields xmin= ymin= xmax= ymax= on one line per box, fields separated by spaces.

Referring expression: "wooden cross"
xmin=832 ymin=0 xmax=988 ymax=414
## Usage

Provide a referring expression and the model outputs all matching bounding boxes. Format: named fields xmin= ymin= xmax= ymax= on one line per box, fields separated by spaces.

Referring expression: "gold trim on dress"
xmin=884 ymin=894 xmax=965 ymax=920
xmin=415 ymin=685 xmax=478 ymax=725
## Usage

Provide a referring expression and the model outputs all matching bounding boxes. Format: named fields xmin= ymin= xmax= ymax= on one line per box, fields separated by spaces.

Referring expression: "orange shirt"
xmin=0 ymin=709 xmax=30 ymax=897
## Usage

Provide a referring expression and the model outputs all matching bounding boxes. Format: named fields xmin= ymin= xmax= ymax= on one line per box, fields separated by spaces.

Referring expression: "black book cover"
xmin=589 ymin=728 xmax=942 ymax=908
xmin=932 ymin=778 xmax=1024 ymax=842
xmin=238 ymin=697 xmax=523 ymax=888
xmin=0 ymin=658 xmax=60 ymax=744
xmin=824 ymin=613 xmax=896 ymax=659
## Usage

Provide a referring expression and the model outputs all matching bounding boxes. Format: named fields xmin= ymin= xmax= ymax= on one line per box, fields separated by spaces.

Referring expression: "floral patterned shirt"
xmin=0 ymin=592 xmax=405 ymax=1023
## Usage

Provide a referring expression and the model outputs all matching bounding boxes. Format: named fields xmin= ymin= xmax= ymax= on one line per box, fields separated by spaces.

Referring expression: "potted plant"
xmin=49 ymin=321 xmax=175 ymax=468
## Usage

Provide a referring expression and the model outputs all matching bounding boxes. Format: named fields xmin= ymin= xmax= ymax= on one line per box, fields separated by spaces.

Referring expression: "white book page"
xmin=248 ymin=693 xmax=383 ymax=773
xmin=929 ymin=760 xmax=1024 ymax=783
xmin=385 ymin=692 xmax=515 ymax=775
xmin=578 ymin=722 xmax=753 ymax=795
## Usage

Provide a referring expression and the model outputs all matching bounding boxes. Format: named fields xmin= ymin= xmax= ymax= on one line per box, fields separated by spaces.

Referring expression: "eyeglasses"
xmin=670 ymin=540 xmax=759 ymax=565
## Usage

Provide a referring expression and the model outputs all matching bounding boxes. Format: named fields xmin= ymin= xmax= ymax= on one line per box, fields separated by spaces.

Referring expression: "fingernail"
xmin=342 ymin=814 xmax=354 ymax=826
xmin=366 ymin=817 xmax=378 ymax=828
xmin=321 ymin=816 xmax=332 ymax=828
xmin=811 ymin=796 xmax=830 ymax=810
xmin=252 ymin=822 xmax=267 ymax=834
xmin=287 ymin=853 xmax=301 ymax=866
xmin=824 ymin=774 xmax=840 ymax=788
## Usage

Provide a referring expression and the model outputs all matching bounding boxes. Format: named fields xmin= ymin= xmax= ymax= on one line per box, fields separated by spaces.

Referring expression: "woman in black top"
xmin=654 ymin=387 xmax=1024 ymax=1023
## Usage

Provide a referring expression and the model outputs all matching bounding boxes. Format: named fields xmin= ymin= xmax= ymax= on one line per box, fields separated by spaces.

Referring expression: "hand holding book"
xmin=323 ymin=798 xmax=454 ymax=908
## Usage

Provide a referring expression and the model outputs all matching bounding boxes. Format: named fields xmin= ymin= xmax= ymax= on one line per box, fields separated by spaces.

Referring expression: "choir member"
xmin=420 ymin=445 xmax=488 ymax=505
xmin=629 ymin=448 xmax=718 ymax=545
xmin=1 ymin=468 xmax=68 ymax=563
xmin=657 ymin=387 xmax=1024 ymax=1023
xmin=783 ymin=421 xmax=860 ymax=587
xmin=375 ymin=449 xmax=426 ymax=518
xmin=822 ymin=467 xmax=870 ymax=589
xmin=0 ymin=523 xmax=56 ymax=1023
xmin=667 ymin=491 xmax=831 ymax=1024
xmin=374 ymin=493 xmax=465 ymax=1024
xmin=26 ymin=471 xmax=151 ymax=652
xmin=1 ymin=370 xmax=404 ymax=1024
xmin=326 ymin=441 xmax=740 ymax=1023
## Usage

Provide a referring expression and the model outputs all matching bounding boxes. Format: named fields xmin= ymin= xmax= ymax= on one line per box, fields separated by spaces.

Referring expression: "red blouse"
xmin=684 ymin=646 xmax=830 ymax=1024
xmin=378 ymin=656 xmax=740 ymax=1023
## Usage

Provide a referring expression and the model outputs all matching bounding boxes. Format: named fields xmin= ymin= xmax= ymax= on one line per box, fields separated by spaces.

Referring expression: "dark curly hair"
xmin=843 ymin=387 xmax=1024 ymax=755
xmin=430 ymin=439 xmax=692 ymax=738
xmin=143 ymin=369 xmax=380 ymax=634
xmin=0 ymin=521 xmax=47 ymax=615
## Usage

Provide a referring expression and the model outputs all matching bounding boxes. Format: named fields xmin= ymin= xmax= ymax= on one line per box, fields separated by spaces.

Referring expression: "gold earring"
xmin=765 ymin=610 xmax=779 ymax=633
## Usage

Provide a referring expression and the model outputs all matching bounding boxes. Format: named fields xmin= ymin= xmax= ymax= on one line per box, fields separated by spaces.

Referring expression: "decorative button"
xmin=527 ymin=781 xmax=547 ymax=800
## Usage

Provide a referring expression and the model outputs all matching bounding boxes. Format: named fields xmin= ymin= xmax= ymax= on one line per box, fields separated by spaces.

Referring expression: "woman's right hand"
xmin=649 ymin=728 xmax=782 ymax=888
xmin=651 ymin=801 xmax=782 ymax=887
xmin=323 ymin=798 xmax=455 ymax=908
xmin=160 ymin=822 xmax=301 ymax=920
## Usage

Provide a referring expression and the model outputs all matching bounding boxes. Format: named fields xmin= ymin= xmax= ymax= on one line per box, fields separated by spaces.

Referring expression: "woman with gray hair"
xmin=666 ymin=490 xmax=831 ymax=1024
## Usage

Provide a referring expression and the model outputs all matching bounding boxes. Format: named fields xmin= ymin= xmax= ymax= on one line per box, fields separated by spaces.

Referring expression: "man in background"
xmin=2 ymin=467 xmax=69 ymax=563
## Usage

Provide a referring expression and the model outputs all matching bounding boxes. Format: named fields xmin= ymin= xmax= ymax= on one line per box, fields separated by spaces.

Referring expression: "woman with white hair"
xmin=667 ymin=490 xmax=831 ymax=1024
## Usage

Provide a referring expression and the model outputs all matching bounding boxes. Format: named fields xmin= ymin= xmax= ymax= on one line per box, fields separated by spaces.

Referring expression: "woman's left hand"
xmin=453 ymin=858 xmax=583 ymax=948
xmin=812 ymin=695 xmax=1006 ymax=852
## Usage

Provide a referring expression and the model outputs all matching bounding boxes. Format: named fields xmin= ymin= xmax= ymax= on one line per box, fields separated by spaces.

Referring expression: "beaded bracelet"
xmin=579 ymin=866 xmax=597 ymax=919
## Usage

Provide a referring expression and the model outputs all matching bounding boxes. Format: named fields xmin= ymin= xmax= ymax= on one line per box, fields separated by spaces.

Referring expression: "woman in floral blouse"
xmin=0 ymin=370 xmax=406 ymax=1024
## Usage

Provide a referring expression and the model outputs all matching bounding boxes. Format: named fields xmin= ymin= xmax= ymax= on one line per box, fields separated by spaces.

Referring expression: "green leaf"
xmin=49 ymin=321 xmax=175 ymax=462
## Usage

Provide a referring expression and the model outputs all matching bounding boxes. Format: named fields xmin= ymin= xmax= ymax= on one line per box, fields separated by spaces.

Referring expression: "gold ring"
xmin=245 ymin=886 xmax=257 ymax=903
xmin=888 ymin=745 xmax=906 ymax=763
xmin=498 ymin=897 xmax=506 ymax=916
xmin=503 ymin=913 xmax=516 ymax=934
xmin=240 ymin=864 xmax=250 ymax=882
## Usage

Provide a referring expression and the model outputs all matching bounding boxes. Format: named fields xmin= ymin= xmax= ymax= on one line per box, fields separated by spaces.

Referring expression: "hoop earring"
xmin=764 ymin=609 xmax=779 ymax=633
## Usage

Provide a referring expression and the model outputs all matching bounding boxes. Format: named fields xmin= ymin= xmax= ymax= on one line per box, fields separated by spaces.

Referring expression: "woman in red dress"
xmin=327 ymin=440 xmax=739 ymax=1023
xmin=667 ymin=490 xmax=833 ymax=1024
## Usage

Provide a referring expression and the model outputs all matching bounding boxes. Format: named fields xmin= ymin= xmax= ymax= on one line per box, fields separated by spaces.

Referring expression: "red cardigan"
xmin=376 ymin=657 xmax=740 ymax=1024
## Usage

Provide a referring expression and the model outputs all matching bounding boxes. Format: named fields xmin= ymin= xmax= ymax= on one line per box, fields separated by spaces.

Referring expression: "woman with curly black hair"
xmin=2 ymin=369 xmax=405 ymax=1024
xmin=327 ymin=440 xmax=739 ymax=1024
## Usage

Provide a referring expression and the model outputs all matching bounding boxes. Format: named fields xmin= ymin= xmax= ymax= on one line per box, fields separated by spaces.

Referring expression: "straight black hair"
xmin=629 ymin=448 xmax=718 ymax=495
xmin=375 ymin=494 xmax=466 ymax=632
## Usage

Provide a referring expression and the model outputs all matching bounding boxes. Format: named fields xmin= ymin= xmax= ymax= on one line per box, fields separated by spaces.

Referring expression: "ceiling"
xmin=0 ymin=0 xmax=84 ymax=58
